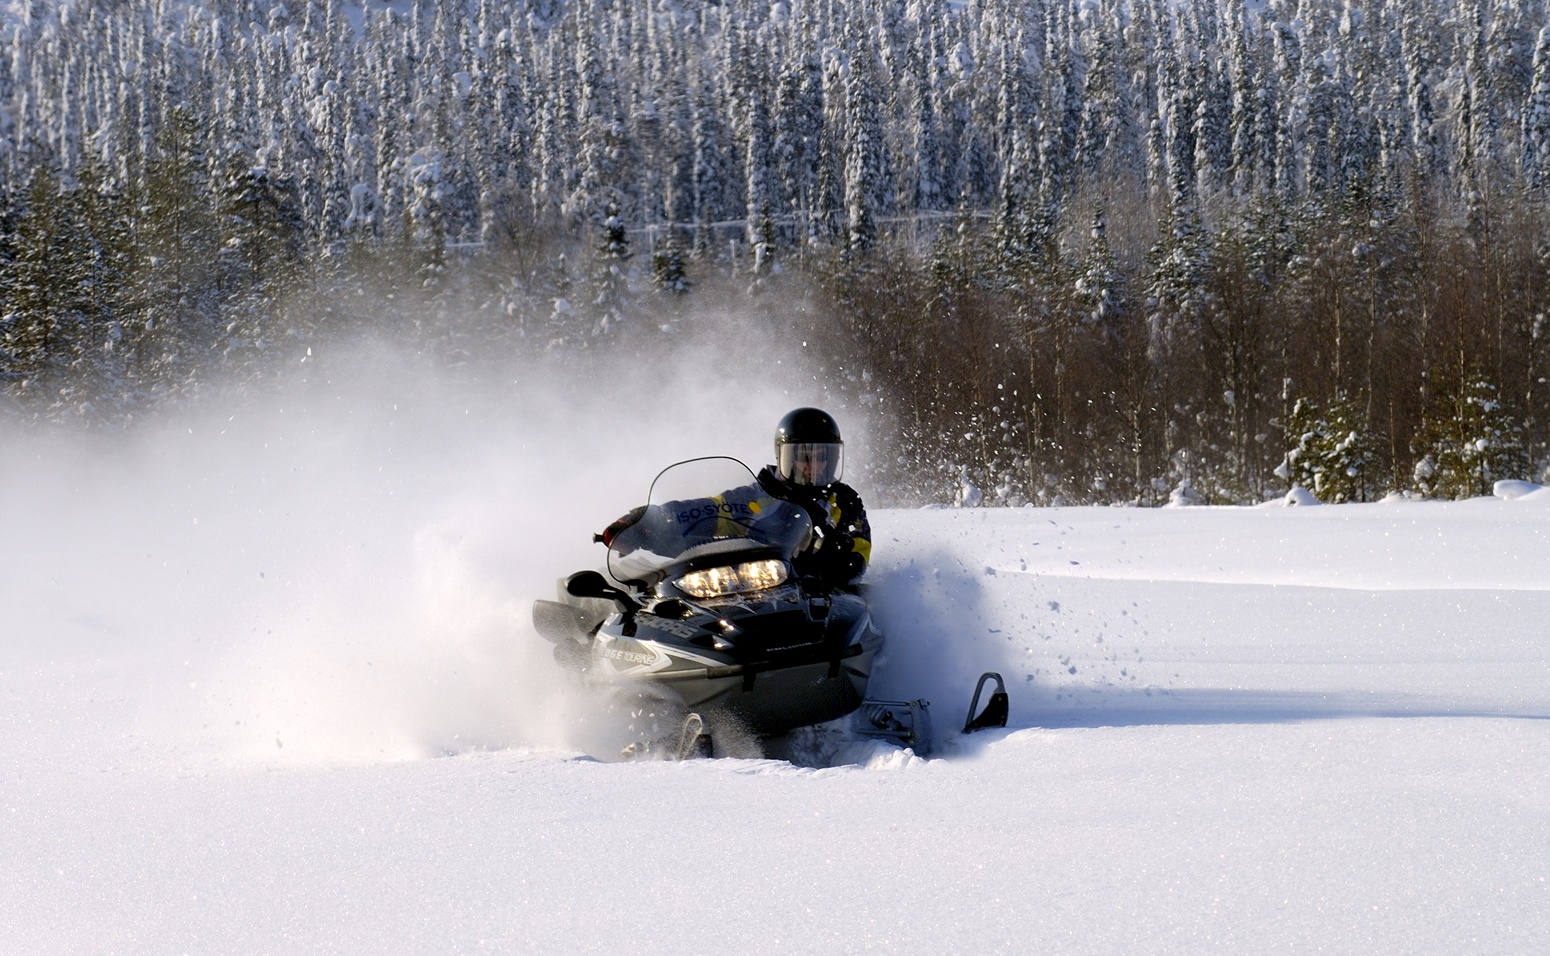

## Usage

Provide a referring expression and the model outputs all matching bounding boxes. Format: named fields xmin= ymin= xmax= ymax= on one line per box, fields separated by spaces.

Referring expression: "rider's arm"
xmin=828 ymin=485 xmax=871 ymax=582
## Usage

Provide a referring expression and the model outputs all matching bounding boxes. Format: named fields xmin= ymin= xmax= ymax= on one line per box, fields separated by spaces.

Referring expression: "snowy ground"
xmin=7 ymin=496 xmax=1547 ymax=952
xmin=4 ymin=354 xmax=1548 ymax=953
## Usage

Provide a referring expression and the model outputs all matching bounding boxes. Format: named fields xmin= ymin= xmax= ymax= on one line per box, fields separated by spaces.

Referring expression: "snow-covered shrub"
xmin=1411 ymin=380 xmax=1530 ymax=499
xmin=1165 ymin=479 xmax=1200 ymax=507
xmin=1278 ymin=396 xmax=1376 ymax=503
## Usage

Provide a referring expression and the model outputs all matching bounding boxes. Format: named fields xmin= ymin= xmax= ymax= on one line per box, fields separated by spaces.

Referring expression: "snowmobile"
xmin=532 ymin=456 xmax=1007 ymax=759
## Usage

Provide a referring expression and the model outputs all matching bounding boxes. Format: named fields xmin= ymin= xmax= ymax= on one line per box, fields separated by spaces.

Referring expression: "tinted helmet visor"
xmin=778 ymin=441 xmax=843 ymax=487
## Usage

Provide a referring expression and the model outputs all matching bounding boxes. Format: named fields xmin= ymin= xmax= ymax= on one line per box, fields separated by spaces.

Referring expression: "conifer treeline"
xmin=2 ymin=0 xmax=1549 ymax=503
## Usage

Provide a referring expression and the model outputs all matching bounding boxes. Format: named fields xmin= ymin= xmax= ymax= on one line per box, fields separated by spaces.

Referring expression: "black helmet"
xmin=774 ymin=407 xmax=844 ymax=487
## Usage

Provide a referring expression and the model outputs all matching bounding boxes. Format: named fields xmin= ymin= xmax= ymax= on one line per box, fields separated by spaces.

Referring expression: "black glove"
xmin=596 ymin=505 xmax=646 ymax=546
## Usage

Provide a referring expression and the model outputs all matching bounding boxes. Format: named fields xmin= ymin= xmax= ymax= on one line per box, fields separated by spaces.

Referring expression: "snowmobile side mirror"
xmin=565 ymin=570 xmax=641 ymax=614
xmin=653 ymin=598 xmax=691 ymax=619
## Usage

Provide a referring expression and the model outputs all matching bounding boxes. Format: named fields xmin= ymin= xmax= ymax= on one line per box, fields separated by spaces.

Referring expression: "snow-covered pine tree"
xmin=905 ymin=6 xmax=944 ymax=219
xmin=1076 ymin=201 xmax=1124 ymax=330
xmin=943 ymin=12 xmax=993 ymax=220
xmin=1225 ymin=0 xmax=1265 ymax=196
xmin=571 ymin=3 xmax=616 ymax=231
xmin=217 ymin=161 xmax=305 ymax=351
xmin=1039 ymin=0 xmax=1079 ymax=211
xmin=690 ymin=55 xmax=733 ymax=253
xmin=588 ymin=193 xmax=631 ymax=334
xmin=1299 ymin=50 xmax=1337 ymax=197
xmin=1412 ymin=378 xmax=1530 ymax=498
xmin=1184 ymin=4 xmax=1231 ymax=200
xmin=1278 ymin=394 xmax=1377 ymax=501
xmin=651 ymin=15 xmax=696 ymax=235
xmin=528 ymin=42 xmax=567 ymax=228
xmin=3 ymin=168 xmax=87 ymax=397
xmin=771 ymin=3 xmax=824 ymax=245
xmin=809 ymin=20 xmax=857 ymax=249
xmin=366 ymin=11 xmax=410 ymax=232
xmin=1457 ymin=1 xmax=1496 ymax=230
xmin=1399 ymin=10 xmax=1440 ymax=183
xmin=746 ymin=84 xmax=777 ymax=277
xmin=1524 ymin=26 xmax=1550 ymax=190
xmin=1075 ymin=3 xmax=1141 ymax=195
xmin=1270 ymin=16 xmax=1305 ymax=198
xmin=132 ymin=104 xmax=224 ymax=394
xmin=1330 ymin=0 xmax=1379 ymax=198
xmin=842 ymin=24 xmax=891 ymax=257
xmin=991 ymin=9 xmax=1043 ymax=282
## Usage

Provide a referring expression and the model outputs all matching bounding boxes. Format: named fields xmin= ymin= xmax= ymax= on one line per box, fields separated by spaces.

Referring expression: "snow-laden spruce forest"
xmin=4 ymin=0 xmax=1550 ymax=505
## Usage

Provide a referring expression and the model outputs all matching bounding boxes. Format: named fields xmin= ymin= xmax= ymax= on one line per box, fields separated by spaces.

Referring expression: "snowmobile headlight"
xmin=676 ymin=559 xmax=789 ymax=599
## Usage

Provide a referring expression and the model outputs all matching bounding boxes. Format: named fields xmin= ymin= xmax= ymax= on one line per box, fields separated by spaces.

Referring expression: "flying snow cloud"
xmin=1 ymin=298 xmax=861 ymax=766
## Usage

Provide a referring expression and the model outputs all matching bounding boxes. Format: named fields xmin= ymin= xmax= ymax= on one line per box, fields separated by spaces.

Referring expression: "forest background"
xmin=3 ymin=0 xmax=1550 ymax=506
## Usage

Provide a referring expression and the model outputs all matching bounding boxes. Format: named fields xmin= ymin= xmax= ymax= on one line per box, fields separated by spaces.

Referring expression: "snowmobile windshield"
xmin=607 ymin=457 xmax=814 ymax=586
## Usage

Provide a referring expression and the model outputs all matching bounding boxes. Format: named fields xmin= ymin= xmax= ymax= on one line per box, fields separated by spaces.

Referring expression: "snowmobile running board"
xmin=856 ymin=698 xmax=934 ymax=754
xmin=963 ymin=672 xmax=1009 ymax=733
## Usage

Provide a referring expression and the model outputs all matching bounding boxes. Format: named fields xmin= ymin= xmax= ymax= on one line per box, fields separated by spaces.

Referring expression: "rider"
xmin=756 ymin=407 xmax=871 ymax=588
xmin=597 ymin=407 xmax=872 ymax=589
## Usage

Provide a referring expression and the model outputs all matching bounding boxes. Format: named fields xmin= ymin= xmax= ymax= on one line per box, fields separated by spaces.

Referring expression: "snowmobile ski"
xmin=963 ymin=672 xmax=1009 ymax=733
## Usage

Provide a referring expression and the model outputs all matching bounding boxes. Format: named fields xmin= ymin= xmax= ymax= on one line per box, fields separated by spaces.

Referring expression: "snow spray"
xmin=0 ymin=296 xmax=863 ymax=766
